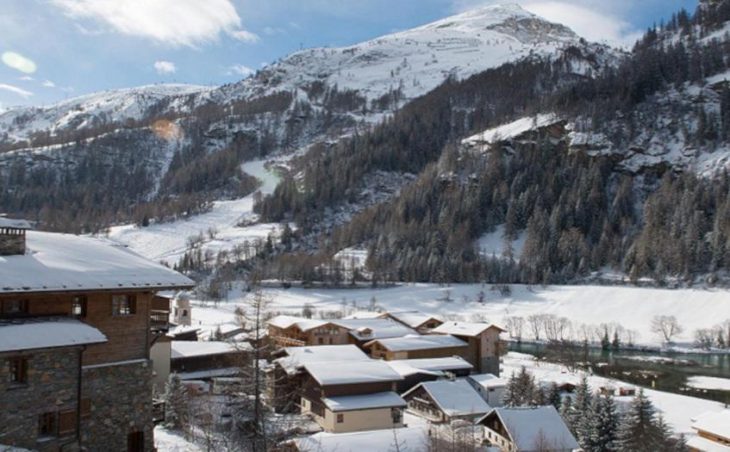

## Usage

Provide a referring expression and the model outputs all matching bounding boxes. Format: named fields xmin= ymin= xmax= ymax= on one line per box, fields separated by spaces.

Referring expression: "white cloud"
xmin=42 ymin=80 xmax=56 ymax=88
xmin=154 ymin=60 xmax=176 ymax=75
xmin=52 ymin=0 xmax=258 ymax=47
xmin=2 ymin=51 xmax=37 ymax=74
xmin=230 ymin=29 xmax=260 ymax=43
xmin=19 ymin=75 xmax=34 ymax=81
xmin=0 ymin=83 xmax=33 ymax=98
xmin=227 ymin=64 xmax=255 ymax=77
xmin=451 ymin=0 xmax=644 ymax=47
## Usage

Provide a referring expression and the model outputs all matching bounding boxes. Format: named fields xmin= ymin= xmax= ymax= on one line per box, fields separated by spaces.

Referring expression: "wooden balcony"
xmin=271 ymin=335 xmax=306 ymax=347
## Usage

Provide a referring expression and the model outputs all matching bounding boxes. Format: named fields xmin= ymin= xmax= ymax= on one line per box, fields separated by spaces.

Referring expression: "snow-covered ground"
xmin=687 ymin=376 xmax=730 ymax=391
xmin=477 ymin=224 xmax=527 ymax=260
xmin=184 ymin=283 xmax=730 ymax=349
xmin=502 ymin=352 xmax=726 ymax=436
xmin=154 ymin=426 xmax=202 ymax=452
xmin=107 ymin=159 xmax=282 ymax=266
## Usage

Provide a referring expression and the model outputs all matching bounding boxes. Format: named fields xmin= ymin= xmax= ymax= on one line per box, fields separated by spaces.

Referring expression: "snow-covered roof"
xmin=276 ymin=345 xmax=369 ymax=374
xmin=0 ymin=217 xmax=31 ymax=229
xmin=468 ymin=373 xmax=508 ymax=389
xmin=693 ymin=410 xmax=730 ymax=440
xmin=343 ymin=311 xmax=386 ymax=320
xmin=303 ymin=360 xmax=403 ymax=386
xmin=171 ymin=341 xmax=246 ymax=359
xmin=294 ymin=426 xmax=429 ymax=452
xmin=403 ymin=379 xmax=491 ymax=417
xmin=432 ymin=321 xmax=505 ymax=337
xmin=0 ymin=317 xmax=107 ymax=352
xmin=386 ymin=357 xmax=473 ymax=377
xmin=686 ymin=434 xmax=730 ymax=452
xmin=322 ymin=391 xmax=406 ymax=412
xmin=332 ymin=318 xmax=417 ymax=341
xmin=365 ymin=334 xmax=466 ymax=351
xmin=478 ymin=406 xmax=579 ymax=451
xmin=267 ymin=315 xmax=329 ymax=332
xmin=387 ymin=311 xmax=441 ymax=328
xmin=0 ymin=231 xmax=195 ymax=294
xmin=176 ymin=367 xmax=241 ymax=380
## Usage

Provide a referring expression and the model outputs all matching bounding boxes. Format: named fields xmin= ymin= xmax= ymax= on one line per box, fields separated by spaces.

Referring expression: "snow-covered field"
xmin=687 ymin=376 xmax=730 ymax=391
xmin=107 ymin=159 xmax=282 ymax=266
xmin=502 ymin=352 xmax=726 ymax=436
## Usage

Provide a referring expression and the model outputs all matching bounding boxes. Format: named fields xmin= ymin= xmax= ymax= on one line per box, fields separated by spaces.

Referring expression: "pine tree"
xmin=547 ymin=382 xmax=562 ymax=410
xmin=588 ymin=394 xmax=618 ymax=452
xmin=616 ymin=390 xmax=663 ymax=452
xmin=573 ymin=376 xmax=594 ymax=448
xmin=164 ymin=373 xmax=190 ymax=430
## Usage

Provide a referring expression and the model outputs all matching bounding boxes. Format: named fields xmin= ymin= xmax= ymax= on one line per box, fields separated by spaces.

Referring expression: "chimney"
xmin=0 ymin=217 xmax=31 ymax=256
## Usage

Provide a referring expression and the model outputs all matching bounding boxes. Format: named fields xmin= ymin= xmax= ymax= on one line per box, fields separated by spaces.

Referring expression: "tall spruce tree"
xmin=615 ymin=390 xmax=664 ymax=452
xmin=588 ymin=394 xmax=619 ymax=452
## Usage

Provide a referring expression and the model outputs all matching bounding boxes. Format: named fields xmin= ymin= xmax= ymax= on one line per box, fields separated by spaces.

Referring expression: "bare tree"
xmin=505 ymin=316 xmax=525 ymax=342
xmin=527 ymin=314 xmax=544 ymax=341
xmin=650 ymin=315 xmax=683 ymax=344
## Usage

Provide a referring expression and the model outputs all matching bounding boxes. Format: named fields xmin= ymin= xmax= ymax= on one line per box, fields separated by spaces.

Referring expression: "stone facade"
xmin=0 ymin=347 xmax=82 ymax=451
xmin=0 ymin=230 xmax=25 ymax=256
xmin=81 ymin=359 xmax=154 ymax=452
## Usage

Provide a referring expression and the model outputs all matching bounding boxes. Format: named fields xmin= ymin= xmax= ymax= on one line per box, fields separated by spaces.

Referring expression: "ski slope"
xmin=107 ymin=159 xmax=281 ymax=266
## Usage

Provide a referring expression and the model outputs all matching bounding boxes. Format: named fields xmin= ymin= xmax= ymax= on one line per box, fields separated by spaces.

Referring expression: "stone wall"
xmin=0 ymin=232 xmax=24 ymax=256
xmin=81 ymin=359 xmax=154 ymax=451
xmin=0 ymin=347 xmax=81 ymax=451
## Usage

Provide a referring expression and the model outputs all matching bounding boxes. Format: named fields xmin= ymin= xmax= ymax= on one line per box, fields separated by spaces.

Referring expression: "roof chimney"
xmin=0 ymin=217 xmax=31 ymax=256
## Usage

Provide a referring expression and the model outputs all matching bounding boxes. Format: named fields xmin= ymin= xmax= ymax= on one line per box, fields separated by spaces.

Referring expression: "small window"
xmin=1 ymin=299 xmax=28 ymax=317
xmin=317 ymin=337 xmax=324 ymax=345
xmin=39 ymin=412 xmax=57 ymax=437
xmin=112 ymin=295 xmax=136 ymax=316
xmin=127 ymin=431 xmax=145 ymax=452
xmin=7 ymin=357 xmax=28 ymax=384
xmin=72 ymin=295 xmax=87 ymax=317
xmin=336 ymin=413 xmax=344 ymax=423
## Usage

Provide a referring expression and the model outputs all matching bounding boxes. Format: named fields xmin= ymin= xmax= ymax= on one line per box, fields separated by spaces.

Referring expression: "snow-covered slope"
xmin=210 ymin=3 xmax=601 ymax=106
xmin=0 ymin=84 xmax=210 ymax=144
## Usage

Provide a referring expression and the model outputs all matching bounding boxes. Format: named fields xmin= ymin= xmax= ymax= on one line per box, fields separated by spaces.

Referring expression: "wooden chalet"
xmin=363 ymin=333 xmax=468 ymax=360
xmin=402 ymin=379 xmax=491 ymax=423
xmin=688 ymin=410 xmax=730 ymax=452
xmin=477 ymin=406 xmax=579 ymax=452
xmin=432 ymin=321 xmax=506 ymax=375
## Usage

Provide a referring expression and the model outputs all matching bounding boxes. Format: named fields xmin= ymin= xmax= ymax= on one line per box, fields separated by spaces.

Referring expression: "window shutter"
xmin=58 ymin=410 xmax=76 ymax=435
xmin=80 ymin=398 xmax=91 ymax=417
xmin=130 ymin=295 xmax=137 ymax=314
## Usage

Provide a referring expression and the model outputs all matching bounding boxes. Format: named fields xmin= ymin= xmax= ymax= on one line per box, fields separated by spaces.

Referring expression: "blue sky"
xmin=0 ymin=0 xmax=698 ymax=109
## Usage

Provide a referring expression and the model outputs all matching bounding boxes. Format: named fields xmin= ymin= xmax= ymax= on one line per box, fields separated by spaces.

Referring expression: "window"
xmin=72 ymin=295 xmax=87 ymax=317
xmin=127 ymin=431 xmax=144 ymax=452
xmin=317 ymin=337 xmax=324 ymax=344
xmin=112 ymin=295 xmax=136 ymax=316
xmin=1 ymin=299 xmax=28 ymax=317
xmin=8 ymin=357 xmax=28 ymax=384
xmin=336 ymin=413 xmax=344 ymax=423
xmin=39 ymin=412 xmax=57 ymax=437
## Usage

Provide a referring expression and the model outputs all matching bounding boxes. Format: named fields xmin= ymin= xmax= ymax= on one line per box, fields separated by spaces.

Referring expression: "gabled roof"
xmin=365 ymin=334 xmax=466 ymax=352
xmin=403 ymin=379 xmax=491 ymax=417
xmin=267 ymin=315 xmax=330 ymax=332
xmin=322 ymin=391 xmax=406 ymax=412
xmin=294 ymin=426 xmax=429 ymax=452
xmin=432 ymin=321 xmax=506 ymax=337
xmin=303 ymin=360 xmax=403 ymax=386
xmin=386 ymin=357 xmax=473 ymax=377
xmin=468 ymin=373 xmax=508 ymax=389
xmin=0 ymin=317 xmax=107 ymax=352
xmin=477 ymin=406 xmax=579 ymax=451
xmin=0 ymin=231 xmax=194 ymax=294
xmin=692 ymin=410 xmax=730 ymax=440
xmin=171 ymin=341 xmax=245 ymax=359
xmin=276 ymin=345 xmax=370 ymax=375
xmin=387 ymin=311 xmax=442 ymax=328
xmin=332 ymin=318 xmax=417 ymax=341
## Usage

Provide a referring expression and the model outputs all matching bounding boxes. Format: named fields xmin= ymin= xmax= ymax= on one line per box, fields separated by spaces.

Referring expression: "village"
xmin=1 ymin=218 xmax=728 ymax=451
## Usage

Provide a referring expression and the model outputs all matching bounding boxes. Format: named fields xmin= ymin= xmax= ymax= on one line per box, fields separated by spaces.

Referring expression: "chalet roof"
xmin=176 ymin=367 xmax=241 ymax=380
xmin=364 ymin=334 xmax=466 ymax=352
xmin=432 ymin=321 xmax=506 ymax=337
xmin=0 ymin=217 xmax=31 ymax=229
xmin=468 ymin=373 xmax=508 ymax=389
xmin=267 ymin=315 xmax=330 ymax=332
xmin=386 ymin=357 xmax=473 ymax=377
xmin=477 ymin=406 xmax=579 ymax=451
xmin=322 ymin=391 xmax=406 ymax=412
xmin=332 ymin=318 xmax=417 ymax=341
xmin=276 ymin=345 xmax=369 ymax=375
xmin=403 ymin=379 xmax=491 ymax=417
xmin=171 ymin=341 xmax=247 ymax=359
xmin=388 ymin=310 xmax=441 ymax=328
xmin=303 ymin=360 xmax=403 ymax=386
xmin=693 ymin=410 xmax=730 ymax=440
xmin=0 ymin=231 xmax=195 ymax=294
xmin=294 ymin=426 xmax=428 ymax=452
xmin=0 ymin=317 xmax=107 ymax=352
xmin=686 ymin=434 xmax=730 ymax=452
